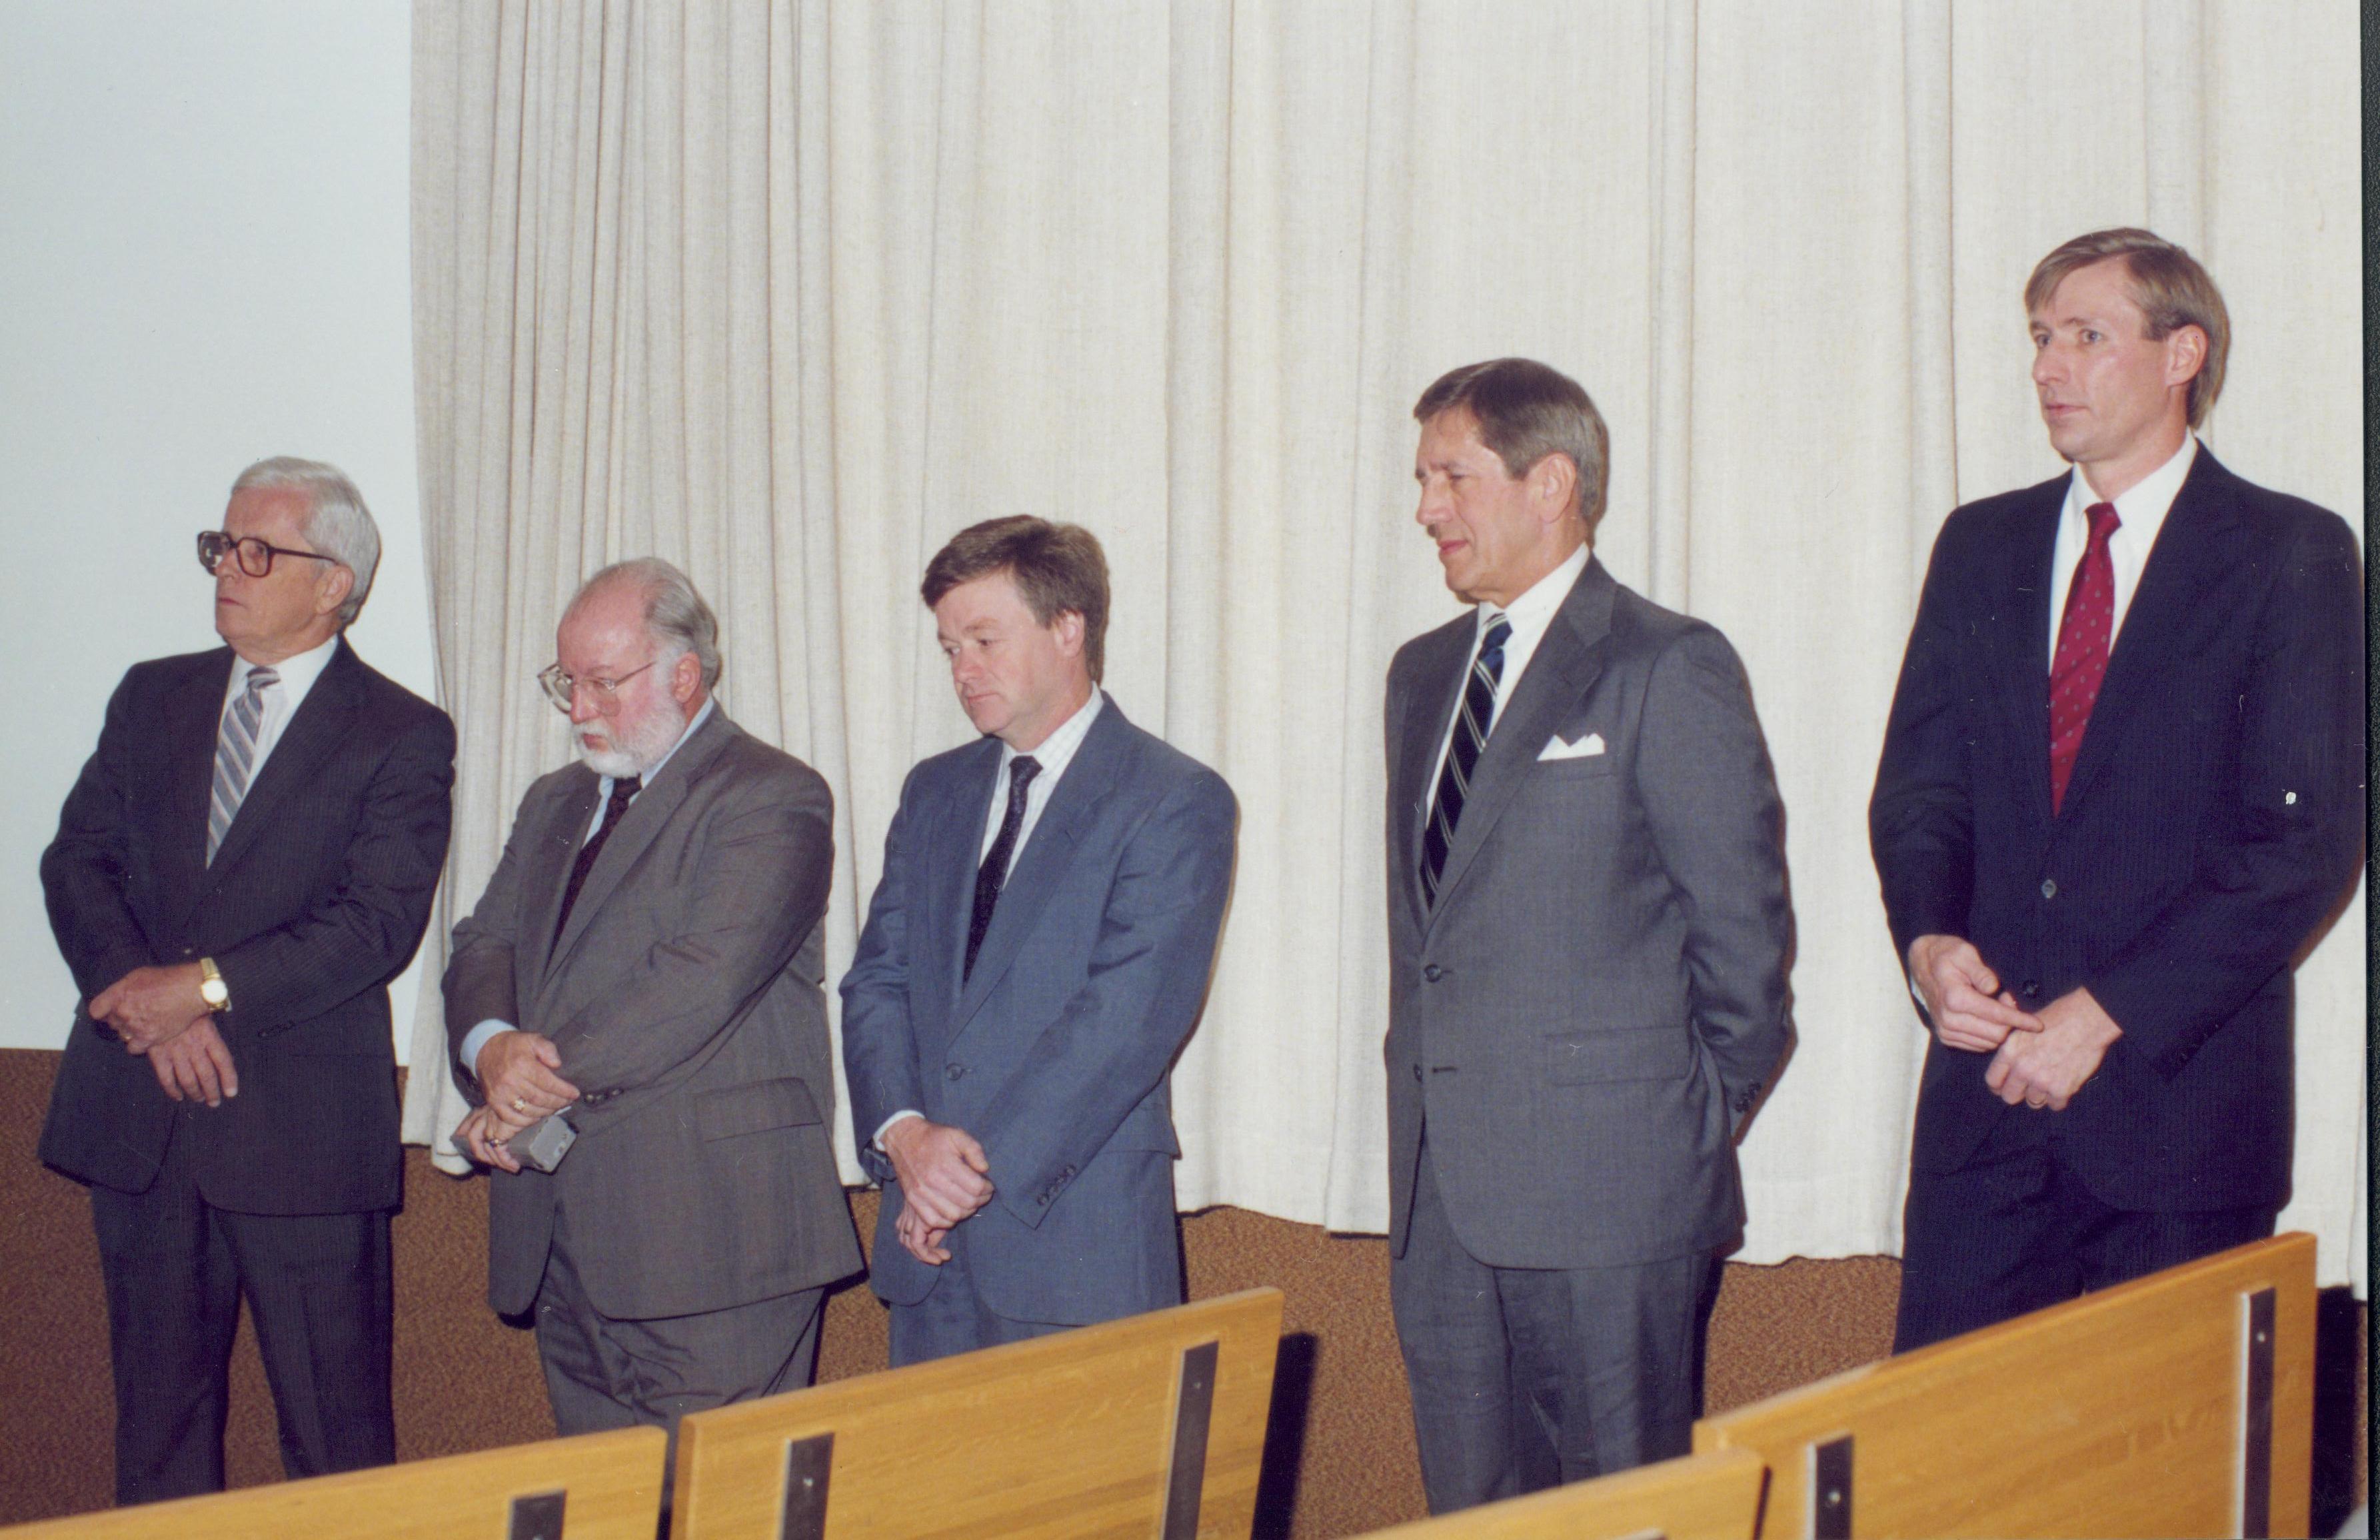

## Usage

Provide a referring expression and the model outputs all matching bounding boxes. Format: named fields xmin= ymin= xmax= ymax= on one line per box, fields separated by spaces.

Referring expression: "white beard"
xmin=575 ymin=698 xmax=686 ymax=779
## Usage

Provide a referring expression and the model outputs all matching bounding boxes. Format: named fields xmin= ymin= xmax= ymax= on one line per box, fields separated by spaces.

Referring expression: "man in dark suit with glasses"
xmin=41 ymin=457 xmax=455 ymax=1503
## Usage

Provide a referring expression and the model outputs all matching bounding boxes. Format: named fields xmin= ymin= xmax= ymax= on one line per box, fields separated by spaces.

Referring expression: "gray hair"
xmin=573 ymin=558 xmax=723 ymax=689
xmin=1414 ymin=359 xmax=1612 ymax=536
xmin=230 ymin=456 xmax=381 ymax=626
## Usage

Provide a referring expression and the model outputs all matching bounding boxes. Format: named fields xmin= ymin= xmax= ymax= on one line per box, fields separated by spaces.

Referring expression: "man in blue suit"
xmin=1871 ymin=229 xmax=2364 ymax=1349
xmin=842 ymin=516 xmax=1237 ymax=1364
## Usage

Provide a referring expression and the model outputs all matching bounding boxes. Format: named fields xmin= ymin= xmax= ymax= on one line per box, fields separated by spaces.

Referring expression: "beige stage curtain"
xmin=405 ymin=0 xmax=2365 ymax=1289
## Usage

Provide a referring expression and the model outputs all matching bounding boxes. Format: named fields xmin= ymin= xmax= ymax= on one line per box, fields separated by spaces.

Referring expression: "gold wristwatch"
xmin=197 ymin=957 xmax=230 ymax=1012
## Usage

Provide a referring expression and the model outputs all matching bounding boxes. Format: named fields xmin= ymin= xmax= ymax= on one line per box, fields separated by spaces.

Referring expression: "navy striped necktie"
xmin=1420 ymin=615 xmax=1510 ymax=906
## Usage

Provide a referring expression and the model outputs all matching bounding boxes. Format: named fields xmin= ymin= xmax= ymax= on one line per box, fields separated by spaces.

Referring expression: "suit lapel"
xmin=950 ymin=704 xmax=1129 ymax=1034
xmin=522 ymin=771 xmax=601 ymax=985
xmin=2058 ymin=451 xmax=2239 ymax=819
xmin=1986 ymin=482 xmax=2064 ymax=830
xmin=1424 ymin=560 xmax=1614 ymax=926
xmin=544 ymin=710 xmax=738 ymax=980
xmin=195 ymin=642 xmax=365 ymax=901
xmin=1392 ymin=618 xmax=1475 ymax=932
xmin=161 ymin=650 xmax=237 ymax=919
xmin=926 ymin=741 xmax=1002 ymax=1017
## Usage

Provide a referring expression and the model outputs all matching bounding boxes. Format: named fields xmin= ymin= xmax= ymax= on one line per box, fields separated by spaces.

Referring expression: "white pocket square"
xmin=1538 ymin=731 xmax=1606 ymax=761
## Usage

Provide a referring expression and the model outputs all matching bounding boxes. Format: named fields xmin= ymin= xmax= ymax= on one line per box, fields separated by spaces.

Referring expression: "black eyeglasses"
xmin=538 ymin=660 xmax=657 ymax=714
xmin=197 ymin=530 xmax=341 ymax=578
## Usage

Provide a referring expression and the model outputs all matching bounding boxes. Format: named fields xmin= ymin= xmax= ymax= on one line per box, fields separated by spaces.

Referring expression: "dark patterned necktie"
xmin=206 ymin=666 xmax=279 ymax=864
xmin=555 ymin=776 xmax=640 ymax=941
xmin=1420 ymin=615 xmax=1511 ymax=906
xmin=2049 ymin=502 xmax=2120 ymax=814
xmin=965 ymin=756 xmax=1040 ymax=981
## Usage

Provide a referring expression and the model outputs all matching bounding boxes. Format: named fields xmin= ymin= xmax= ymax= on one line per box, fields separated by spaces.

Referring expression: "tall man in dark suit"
xmin=842 ymin=516 xmax=1236 ymax=1365
xmin=445 ymin=559 xmax=860 ymax=1455
xmin=1871 ymin=229 xmax=2363 ymax=1350
xmin=41 ymin=458 xmax=455 ymax=1503
xmin=1385 ymin=359 xmax=1793 ymax=1513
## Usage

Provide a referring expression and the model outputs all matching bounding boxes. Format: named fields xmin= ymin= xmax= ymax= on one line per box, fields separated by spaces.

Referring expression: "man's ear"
xmin=2163 ymin=324 xmax=2208 ymax=390
xmin=670 ymin=648 xmax=704 ymax=703
xmin=314 ymin=564 xmax=355 ymax=620
xmin=1051 ymin=610 xmax=1086 ymax=658
xmin=1530 ymin=452 xmax=1579 ymax=528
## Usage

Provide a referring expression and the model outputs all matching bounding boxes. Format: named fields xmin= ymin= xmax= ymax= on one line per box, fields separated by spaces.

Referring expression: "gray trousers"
xmin=533 ymin=1217 xmax=822 ymax=1515
xmin=1391 ymin=1141 xmax=1710 ymax=1515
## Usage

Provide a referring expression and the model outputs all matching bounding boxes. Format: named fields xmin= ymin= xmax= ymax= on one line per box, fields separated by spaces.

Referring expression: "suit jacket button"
xmin=1422 ymin=964 xmax=1444 ymax=982
xmin=1412 ymin=1063 xmax=1424 ymax=1082
xmin=2021 ymin=980 xmax=2041 ymax=998
xmin=2039 ymin=878 xmax=2057 ymax=900
xmin=945 ymin=1064 xmax=966 ymax=1080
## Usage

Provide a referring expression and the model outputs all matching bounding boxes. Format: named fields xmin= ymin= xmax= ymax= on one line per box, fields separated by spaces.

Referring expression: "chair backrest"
xmin=1356 ymin=1447 xmax=1767 ymax=1540
xmin=1693 ymin=1233 xmax=2316 ymax=1539
xmin=671 ymin=1287 xmax=1285 ymax=1540
xmin=0 ymin=1425 xmax=667 ymax=1539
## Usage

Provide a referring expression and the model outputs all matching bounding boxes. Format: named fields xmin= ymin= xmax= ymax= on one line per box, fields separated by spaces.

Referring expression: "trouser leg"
xmin=1390 ymin=1142 xmax=1524 ymax=1515
xmin=1498 ymin=1247 xmax=1710 ymax=1484
xmin=217 ymin=1205 xmax=395 ymax=1480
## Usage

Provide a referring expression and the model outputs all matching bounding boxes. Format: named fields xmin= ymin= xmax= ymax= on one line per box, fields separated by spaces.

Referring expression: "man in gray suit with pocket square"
xmin=842 ymin=516 xmax=1236 ymax=1365
xmin=445 ymin=558 xmax=860 ymax=1457
xmin=1384 ymin=359 xmax=1793 ymax=1512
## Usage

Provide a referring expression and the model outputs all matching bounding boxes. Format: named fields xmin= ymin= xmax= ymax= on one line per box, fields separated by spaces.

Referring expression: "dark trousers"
xmin=1390 ymin=1142 xmax=1710 ymax=1516
xmin=89 ymin=1118 xmax=393 ymax=1505
xmin=1895 ymin=1122 xmax=2277 ymax=1352
xmin=885 ymin=1241 xmax=1071 ymax=1367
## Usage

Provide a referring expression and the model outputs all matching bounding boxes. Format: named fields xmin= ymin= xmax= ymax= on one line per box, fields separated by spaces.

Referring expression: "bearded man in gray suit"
xmin=445 ymin=559 xmax=860 ymax=1461
xmin=1384 ymin=359 xmax=1793 ymax=1513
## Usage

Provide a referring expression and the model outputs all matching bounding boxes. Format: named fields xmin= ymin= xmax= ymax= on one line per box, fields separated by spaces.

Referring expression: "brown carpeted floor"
xmin=1 ymin=1050 xmax=2360 ymax=1537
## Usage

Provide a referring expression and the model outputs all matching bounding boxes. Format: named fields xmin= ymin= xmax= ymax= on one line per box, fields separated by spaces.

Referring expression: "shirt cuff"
xmin=872 ymin=1109 xmax=924 ymax=1152
xmin=459 ymin=1020 xmax=517 ymax=1083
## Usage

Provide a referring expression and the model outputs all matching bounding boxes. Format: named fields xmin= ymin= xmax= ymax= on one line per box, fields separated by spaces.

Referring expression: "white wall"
xmin=0 ymin=1 xmax=433 ymax=1059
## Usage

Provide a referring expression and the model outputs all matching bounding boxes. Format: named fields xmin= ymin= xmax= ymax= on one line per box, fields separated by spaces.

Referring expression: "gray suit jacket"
xmin=841 ymin=698 xmax=1236 ymax=1325
xmin=1384 ymin=558 xmax=1792 ymax=1270
xmin=445 ymin=708 xmax=861 ymax=1319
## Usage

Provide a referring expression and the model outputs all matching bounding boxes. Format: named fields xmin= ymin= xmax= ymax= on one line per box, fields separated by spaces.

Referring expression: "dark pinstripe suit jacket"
xmin=41 ymin=640 xmax=456 ymax=1215
xmin=1870 ymin=450 xmax=2365 ymax=1211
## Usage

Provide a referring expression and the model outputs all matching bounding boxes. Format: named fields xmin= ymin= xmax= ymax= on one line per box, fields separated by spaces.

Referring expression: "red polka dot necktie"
xmin=2048 ymin=500 xmax=2120 ymax=814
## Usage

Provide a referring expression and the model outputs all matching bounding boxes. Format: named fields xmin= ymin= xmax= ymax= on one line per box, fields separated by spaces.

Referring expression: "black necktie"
xmin=965 ymin=756 xmax=1040 ymax=981
xmin=555 ymin=775 xmax=640 ymax=942
xmin=1420 ymin=615 xmax=1511 ymax=907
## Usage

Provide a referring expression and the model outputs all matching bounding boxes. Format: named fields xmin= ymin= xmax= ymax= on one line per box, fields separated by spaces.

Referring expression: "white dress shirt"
xmin=460 ymin=696 xmax=718 ymax=1076
xmin=873 ymin=686 xmax=1106 ymax=1150
xmin=219 ymin=634 xmax=341 ymax=782
xmin=1425 ymin=540 xmax=1591 ymax=796
xmin=2043 ymin=433 xmax=2196 ymax=660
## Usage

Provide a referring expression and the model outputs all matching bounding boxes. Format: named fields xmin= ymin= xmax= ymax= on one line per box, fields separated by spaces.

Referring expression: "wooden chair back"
xmin=1693 ymin=1232 xmax=2317 ymax=1538
xmin=0 ymin=1425 xmax=667 ymax=1539
xmin=671 ymin=1287 xmax=1286 ymax=1539
xmin=1358 ymin=1447 xmax=1766 ymax=1539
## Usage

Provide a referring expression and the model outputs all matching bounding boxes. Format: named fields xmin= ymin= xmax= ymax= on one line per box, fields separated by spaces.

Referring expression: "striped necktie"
xmin=2048 ymin=500 xmax=2121 ymax=814
xmin=1420 ymin=615 xmax=1511 ymax=907
xmin=207 ymin=666 xmax=279 ymax=864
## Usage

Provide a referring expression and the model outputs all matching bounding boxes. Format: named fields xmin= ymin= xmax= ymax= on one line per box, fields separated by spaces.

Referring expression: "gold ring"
xmin=511 ymin=1096 xmax=527 ymax=1113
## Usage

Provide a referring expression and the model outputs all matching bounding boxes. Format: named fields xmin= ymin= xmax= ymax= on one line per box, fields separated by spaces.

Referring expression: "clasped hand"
xmin=1907 ymin=936 xmax=2120 ymax=1112
xmin=457 ymin=1032 xmax=582 ymax=1173
xmin=882 ymin=1118 xmax=993 ymax=1265
xmin=93 ymin=965 xmax=237 ymax=1106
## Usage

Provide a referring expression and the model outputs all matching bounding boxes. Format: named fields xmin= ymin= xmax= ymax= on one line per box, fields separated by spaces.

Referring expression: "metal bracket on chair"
xmin=1810 ymin=1433 xmax=1853 ymax=1540
xmin=506 ymin=1489 xmax=567 ymax=1540
xmin=2240 ymin=1286 xmax=2275 ymax=1539
xmin=1160 ymin=1339 xmax=1221 ymax=1540
xmin=779 ymin=1431 xmax=835 ymax=1540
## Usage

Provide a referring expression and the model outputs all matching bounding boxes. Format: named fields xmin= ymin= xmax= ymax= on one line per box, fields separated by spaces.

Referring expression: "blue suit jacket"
xmin=841 ymin=696 xmax=1236 ymax=1324
xmin=1869 ymin=450 xmax=2364 ymax=1212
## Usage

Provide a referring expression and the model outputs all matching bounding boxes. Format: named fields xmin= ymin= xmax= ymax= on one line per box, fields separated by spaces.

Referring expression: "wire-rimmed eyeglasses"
xmin=197 ymin=529 xmax=341 ymax=578
xmin=538 ymin=660 xmax=656 ymax=714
